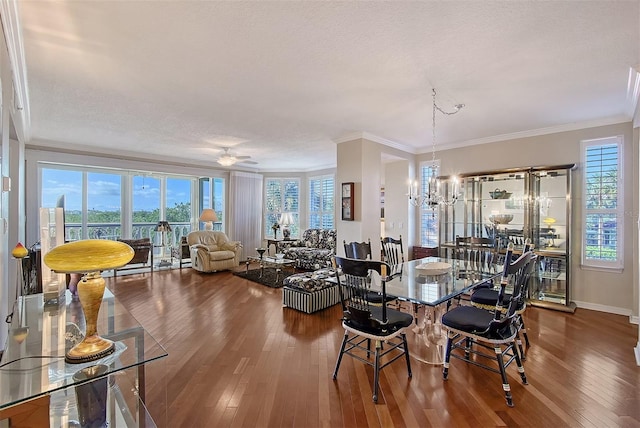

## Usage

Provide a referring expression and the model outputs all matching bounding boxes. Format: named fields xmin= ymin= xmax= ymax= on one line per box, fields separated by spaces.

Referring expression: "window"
xmin=199 ymin=177 xmax=225 ymax=230
xmin=309 ymin=175 xmax=335 ymax=229
xmin=581 ymin=136 xmax=623 ymax=269
xmin=166 ymin=177 xmax=192 ymax=236
xmin=133 ymin=175 xmax=161 ymax=234
xmin=87 ymin=172 xmax=121 ymax=240
xmin=265 ymin=178 xmax=300 ymax=238
xmin=420 ymin=164 xmax=439 ymax=247
xmin=41 ymin=168 xmax=83 ymax=241
xmin=41 ymin=164 xmax=217 ymax=244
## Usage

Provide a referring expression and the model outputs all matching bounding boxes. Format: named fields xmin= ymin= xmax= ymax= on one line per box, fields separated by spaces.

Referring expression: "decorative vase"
xmin=73 ymin=364 xmax=109 ymax=428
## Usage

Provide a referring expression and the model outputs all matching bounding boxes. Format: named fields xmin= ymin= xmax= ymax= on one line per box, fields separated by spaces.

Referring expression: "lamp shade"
xmin=199 ymin=209 xmax=218 ymax=222
xmin=279 ymin=212 xmax=294 ymax=226
xmin=200 ymin=209 xmax=218 ymax=231
xmin=44 ymin=239 xmax=134 ymax=274
xmin=154 ymin=220 xmax=172 ymax=232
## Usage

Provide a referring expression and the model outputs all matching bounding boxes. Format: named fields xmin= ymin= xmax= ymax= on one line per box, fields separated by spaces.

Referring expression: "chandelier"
xmin=408 ymin=88 xmax=464 ymax=208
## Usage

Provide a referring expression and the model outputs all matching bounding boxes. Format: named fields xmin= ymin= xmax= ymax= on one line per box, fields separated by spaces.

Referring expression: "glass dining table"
xmin=371 ymin=256 xmax=503 ymax=365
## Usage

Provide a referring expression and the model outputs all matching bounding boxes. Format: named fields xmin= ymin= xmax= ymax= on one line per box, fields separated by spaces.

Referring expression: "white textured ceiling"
xmin=17 ymin=1 xmax=640 ymax=171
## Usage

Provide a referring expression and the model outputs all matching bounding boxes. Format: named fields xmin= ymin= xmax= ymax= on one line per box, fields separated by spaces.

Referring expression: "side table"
xmin=154 ymin=244 xmax=173 ymax=268
xmin=0 ymin=290 xmax=168 ymax=426
xmin=266 ymin=238 xmax=296 ymax=255
xmin=246 ymin=255 xmax=296 ymax=283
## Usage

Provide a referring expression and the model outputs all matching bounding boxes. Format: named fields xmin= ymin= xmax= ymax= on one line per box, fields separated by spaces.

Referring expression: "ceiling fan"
xmin=216 ymin=147 xmax=256 ymax=166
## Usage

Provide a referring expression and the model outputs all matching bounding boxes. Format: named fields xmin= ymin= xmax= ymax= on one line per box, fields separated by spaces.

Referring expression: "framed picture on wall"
xmin=341 ymin=182 xmax=354 ymax=221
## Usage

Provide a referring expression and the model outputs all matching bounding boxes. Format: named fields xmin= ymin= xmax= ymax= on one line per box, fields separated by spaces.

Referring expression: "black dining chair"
xmin=381 ymin=235 xmax=404 ymax=265
xmin=470 ymin=240 xmax=534 ymax=359
xmin=441 ymin=245 xmax=537 ymax=407
xmin=332 ymin=256 xmax=413 ymax=403
xmin=343 ymin=239 xmax=372 ymax=260
xmin=344 ymin=238 xmax=397 ymax=306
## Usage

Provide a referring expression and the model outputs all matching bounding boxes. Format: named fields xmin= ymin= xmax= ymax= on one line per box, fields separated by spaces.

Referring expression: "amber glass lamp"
xmin=44 ymin=240 xmax=134 ymax=363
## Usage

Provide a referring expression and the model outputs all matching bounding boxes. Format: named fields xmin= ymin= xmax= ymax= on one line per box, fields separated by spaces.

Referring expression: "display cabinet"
xmin=438 ymin=164 xmax=575 ymax=312
xmin=0 ymin=289 xmax=167 ymax=426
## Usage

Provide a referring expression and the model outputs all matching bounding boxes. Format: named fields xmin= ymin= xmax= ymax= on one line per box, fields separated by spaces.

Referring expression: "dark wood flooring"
xmin=106 ymin=267 xmax=640 ymax=428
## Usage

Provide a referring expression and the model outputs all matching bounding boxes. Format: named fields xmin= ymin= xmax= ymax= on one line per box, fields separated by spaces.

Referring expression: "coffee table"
xmin=246 ymin=255 xmax=296 ymax=283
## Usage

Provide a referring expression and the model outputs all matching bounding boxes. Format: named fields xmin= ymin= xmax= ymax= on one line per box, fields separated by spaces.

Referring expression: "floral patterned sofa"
xmin=278 ymin=228 xmax=336 ymax=270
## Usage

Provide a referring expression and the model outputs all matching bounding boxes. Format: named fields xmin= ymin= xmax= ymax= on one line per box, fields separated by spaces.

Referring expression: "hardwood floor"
xmin=107 ymin=268 xmax=640 ymax=428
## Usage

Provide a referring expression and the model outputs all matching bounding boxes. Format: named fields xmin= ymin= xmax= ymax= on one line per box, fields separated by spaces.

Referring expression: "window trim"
xmin=580 ymin=136 xmax=624 ymax=270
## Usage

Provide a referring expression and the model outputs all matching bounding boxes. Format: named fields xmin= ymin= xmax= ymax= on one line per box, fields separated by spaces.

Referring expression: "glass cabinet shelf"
xmin=438 ymin=164 xmax=576 ymax=312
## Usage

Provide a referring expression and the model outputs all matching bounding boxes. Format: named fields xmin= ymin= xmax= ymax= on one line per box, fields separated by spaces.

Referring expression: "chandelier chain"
xmin=407 ymin=88 xmax=465 ymax=209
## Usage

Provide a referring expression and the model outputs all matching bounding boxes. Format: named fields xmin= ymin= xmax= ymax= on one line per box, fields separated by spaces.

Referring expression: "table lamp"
xmin=279 ymin=213 xmax=294 ymax=239
xmin=11 ymin=242 xmax=30 ymax=344
xmin=44 ymin=239 xmax=134 ymax=363
xmin=199 ymin=209 xmax=218 ymax=231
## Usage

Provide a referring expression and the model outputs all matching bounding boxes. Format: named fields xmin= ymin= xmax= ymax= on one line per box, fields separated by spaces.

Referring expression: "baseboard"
xmin=573 ymin=300 xmax=632 ymax=318
xmin=631 ymin=315 xmax=640 ymax=325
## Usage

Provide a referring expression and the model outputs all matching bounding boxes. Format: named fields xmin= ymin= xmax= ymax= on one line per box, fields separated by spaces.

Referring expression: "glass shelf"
xmin=49 ymin=369 xmax=157 ymax=428
xmin=0 ymin=289 xmax=167 ymax=426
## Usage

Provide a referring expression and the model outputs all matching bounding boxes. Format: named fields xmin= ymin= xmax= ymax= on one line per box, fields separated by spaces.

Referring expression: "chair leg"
xmin=520 ymin=316 xmax=531 ymax=347
xmin=401 ymin=333 xmax=412 ymax=378
xmin=333 ymin=333 xmax=349 ymax=380
xmin=367 ymin=338 xmax=371 ymax=358
xmin=443 ymin=331 xmax=455 ymax=380
xmin=465 ymin=337 xmax=473 ymax=359
xmin=516 ymin=333 xmax=526 ymax=361
xmin=516 ymin=315 xmax=530 ymax=361
xmin=494 ymin=346 xmax=514 ymax=407
xmin=373 ymin=340 xmax=381 ymax=403
xmin=512 ymin=340 xmax=528 ymax=385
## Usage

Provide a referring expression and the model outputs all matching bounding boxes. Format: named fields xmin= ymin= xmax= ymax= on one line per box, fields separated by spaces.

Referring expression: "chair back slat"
xmin=489 ymin=248 xmax=537 ymax=333
xmin=334 ymin=256 xmax=391 ymax=326
xmin=381 ymin=235 xmax=404 ymax=265
xmin=343 ymin=239 xmax=372 ymax=260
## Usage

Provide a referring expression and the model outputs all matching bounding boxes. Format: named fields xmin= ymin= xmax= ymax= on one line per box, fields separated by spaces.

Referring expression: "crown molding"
xmin=429 ymin=115 xmax=633 ymax=153
xmin=0 ymin=0 xmax=31 ymax=141
xmin=334 ymin=132 xmax=417 ymax=154
xmin=336 ymin=115 xmax=633 ymax=157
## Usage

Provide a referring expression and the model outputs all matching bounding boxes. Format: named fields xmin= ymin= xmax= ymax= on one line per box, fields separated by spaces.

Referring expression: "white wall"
xmin=384 ymin=160 xmax=410 ymax=247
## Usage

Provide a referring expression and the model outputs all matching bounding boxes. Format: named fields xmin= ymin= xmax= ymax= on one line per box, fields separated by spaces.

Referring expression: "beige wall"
xmin=413 ymin=122 xmax=636 ymax=316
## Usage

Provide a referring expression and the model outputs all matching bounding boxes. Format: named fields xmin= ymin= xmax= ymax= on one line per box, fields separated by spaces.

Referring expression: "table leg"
xmin=408 ymin=303 xmax=447 ymax=365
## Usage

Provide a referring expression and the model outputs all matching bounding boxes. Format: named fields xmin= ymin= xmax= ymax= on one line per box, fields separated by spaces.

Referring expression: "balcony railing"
xmin=62 ymin=222 xmax=194 ymax=247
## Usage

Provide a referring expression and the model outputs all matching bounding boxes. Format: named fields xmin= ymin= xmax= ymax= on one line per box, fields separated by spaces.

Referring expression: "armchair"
xmin=114 ymin=238 xmax=153 ymax=276
xmin=278 ymin=228 xmax=336 ymax=270
xmin=187 ymin=231 xmax=242 ymax=273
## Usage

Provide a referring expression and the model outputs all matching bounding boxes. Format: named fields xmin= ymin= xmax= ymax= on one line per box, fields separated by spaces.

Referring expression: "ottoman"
xmin=282 ymin=269 xmax=341 ymax=314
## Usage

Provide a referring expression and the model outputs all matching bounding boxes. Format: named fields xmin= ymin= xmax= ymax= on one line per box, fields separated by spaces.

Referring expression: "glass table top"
xmin=371 ymin=256 xmax=503 ymax=306
xmin=0 ymin=289 xmax=167 ymax=410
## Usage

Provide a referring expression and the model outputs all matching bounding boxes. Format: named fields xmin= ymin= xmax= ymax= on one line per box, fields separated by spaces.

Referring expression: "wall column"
xmin=336 ymin=138 xmax=382 ymax=257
